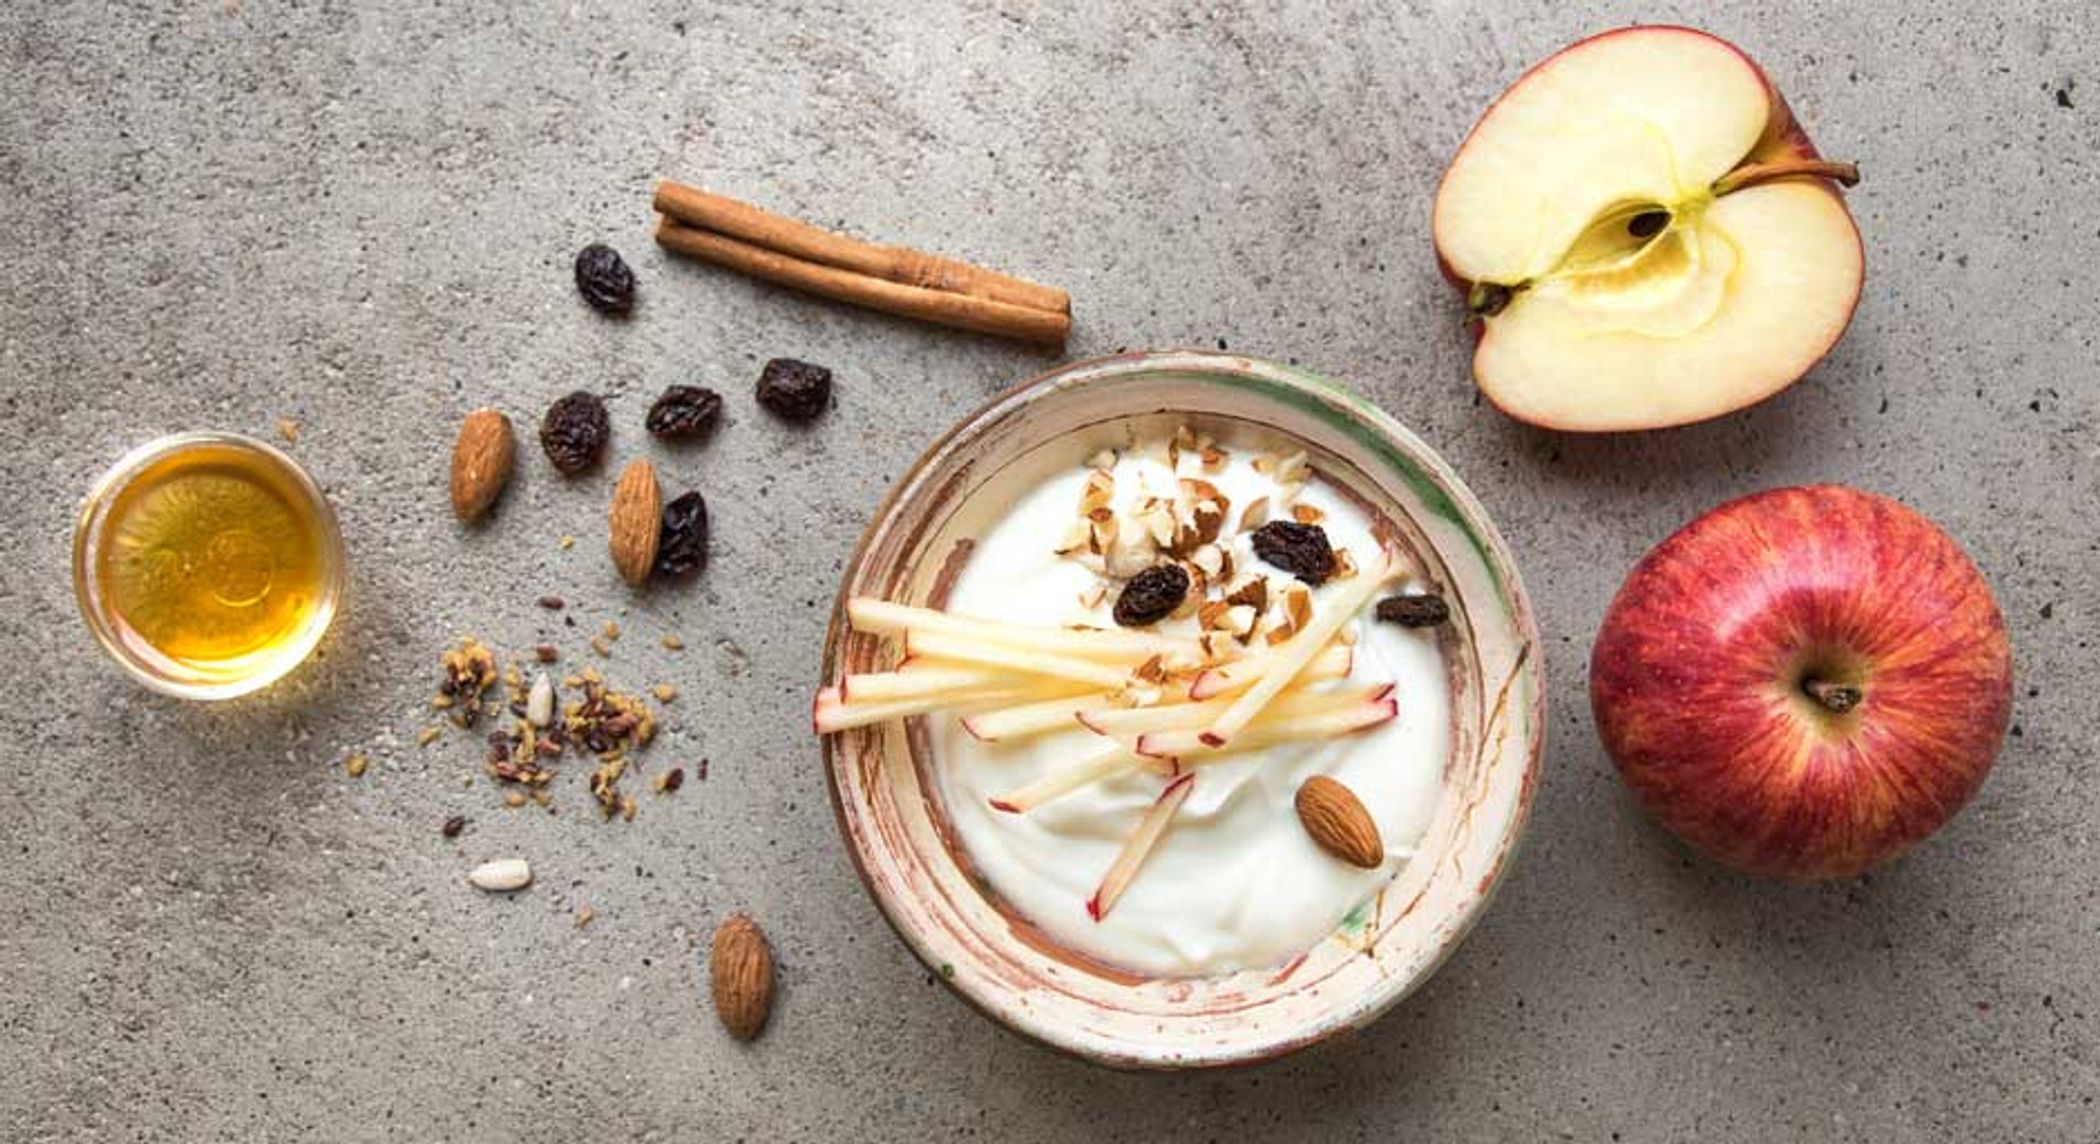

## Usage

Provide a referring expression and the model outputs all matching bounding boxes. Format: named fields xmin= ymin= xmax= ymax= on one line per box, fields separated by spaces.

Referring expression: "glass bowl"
xmin=72 ymin=432 xmax=345 ymax=700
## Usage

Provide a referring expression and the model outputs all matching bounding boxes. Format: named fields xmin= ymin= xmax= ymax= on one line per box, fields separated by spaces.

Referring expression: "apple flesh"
xmin=1590 ymin=486 xmax=2013 ymax=878
xmin=1433 ymin=26 xmax=1865 ymax=431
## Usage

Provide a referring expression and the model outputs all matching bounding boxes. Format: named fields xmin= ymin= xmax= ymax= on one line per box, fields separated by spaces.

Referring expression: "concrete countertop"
xmin=3 ymin=2 xmax=2094 ymax=1140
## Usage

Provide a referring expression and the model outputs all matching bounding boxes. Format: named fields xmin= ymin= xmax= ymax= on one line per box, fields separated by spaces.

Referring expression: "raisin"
xmin=540 ymin=391 xmax=610 ymax=474
xmin=655 ymin=491 xmax=709 ymax=577
xmin=1376 ymin=593 xmax=1450 ymax=629
xmin=1251 ymin=520 xmax=1335 ymax=584
xmin=573 ymin=243 xmax=635 ymax=315
xmin=1113 ymin=563 xmax=1190 ymax=627
xmin=440 ymin=815 xmax=467 ymax=838
xmin=755 ymin=358 xmax=832 ymax=422
xmin=646 ymin=385 xmax=722 ymax=439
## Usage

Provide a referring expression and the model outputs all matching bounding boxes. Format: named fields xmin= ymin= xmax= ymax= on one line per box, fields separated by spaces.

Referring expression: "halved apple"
xmin=1433 ymin=26 xmax=1864 ymax=431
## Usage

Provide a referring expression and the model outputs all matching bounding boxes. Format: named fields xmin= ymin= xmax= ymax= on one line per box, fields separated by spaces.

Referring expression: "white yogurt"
xmin=930 ymin=441 xmax=1450 ymax=977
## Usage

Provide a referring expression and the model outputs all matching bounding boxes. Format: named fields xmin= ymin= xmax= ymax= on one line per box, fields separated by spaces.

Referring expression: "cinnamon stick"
xmin=654 ymin=218 xmax=1071 ymax=347
xmin=654 ymin=180 xmax=1070 ymax=317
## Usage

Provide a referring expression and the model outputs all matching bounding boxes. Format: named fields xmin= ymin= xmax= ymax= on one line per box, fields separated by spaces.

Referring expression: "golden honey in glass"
xmin=74 ymin=433 xmax=344 ymax=698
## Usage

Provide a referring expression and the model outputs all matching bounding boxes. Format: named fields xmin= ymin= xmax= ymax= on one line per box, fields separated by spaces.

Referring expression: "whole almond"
xmin=449 ymin=408 xmax=515 ymax=522
xmin=607 ymin=458 xmax=662 ymax=585
xmin=1296 ymin=775 xmax=1384 ymax=868
xmin=711 ymin=914 xmax=775 ymax=1041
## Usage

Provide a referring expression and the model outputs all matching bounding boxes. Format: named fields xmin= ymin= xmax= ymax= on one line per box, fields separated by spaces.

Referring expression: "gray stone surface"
xmin=3 ymin=1 xmax=2095 ymax=1140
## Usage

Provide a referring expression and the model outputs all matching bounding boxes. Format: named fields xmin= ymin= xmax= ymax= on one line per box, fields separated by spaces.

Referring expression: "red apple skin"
xmin=1432 ymin=26 xmax=1866 ymax=424
xmin=1590 ymin=486 xmax=2012 ymax=879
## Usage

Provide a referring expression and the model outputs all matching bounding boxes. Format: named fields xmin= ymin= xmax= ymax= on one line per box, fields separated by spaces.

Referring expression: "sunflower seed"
xmin=467 ymin=858 xmax=532 ymax=892
xmin=527 ymin=672 xmax=555 ymax=728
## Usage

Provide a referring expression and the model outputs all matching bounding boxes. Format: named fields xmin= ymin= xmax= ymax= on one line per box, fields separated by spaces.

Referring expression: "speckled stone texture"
xmin=2 ymin=2 xmax=2095 ymax=1140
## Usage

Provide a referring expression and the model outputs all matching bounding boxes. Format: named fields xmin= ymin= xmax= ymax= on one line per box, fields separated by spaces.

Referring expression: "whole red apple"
xmin=1590 ymin=486 xmax=2013 ymax=878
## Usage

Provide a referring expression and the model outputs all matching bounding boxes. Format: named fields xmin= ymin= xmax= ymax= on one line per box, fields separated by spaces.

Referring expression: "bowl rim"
xmin=820 ymin=349 xmax=1544 ymax=1068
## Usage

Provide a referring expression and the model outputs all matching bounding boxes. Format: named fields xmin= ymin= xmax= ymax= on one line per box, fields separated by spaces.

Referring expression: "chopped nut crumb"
xmin=576 ymin=905 xmax=596 ymax=929
xmin=650 ymin=684 xmax=677 ymax=703
xmin=661 ymin=634 xmax=685 ymax=651
xmin=1283 ymin=583 xmax=1315 ymax=631
xmin=503 ymin=790 xmax=528 ymax=808
xmin=1292 ymin=503 xmax=1325 ymax=525
xmin=436 ymin=637 xmax=500 ymax=728
xmin=416 ymin=726 xmax=443 ymax=747
xmin=602 ymin=620 xmax=621 ymax=640
xmin=589 ymin=636 xmax=612 ymax=657
xmin=1223 ymin=575 xmax=1269 ymax=614
xmin=559 ymin=535 xmax=576 ymax=550
xmin=344 ymin=754 xmax=368 ymax=778
xmin=275 ymin=417 xmax=301 ymax=443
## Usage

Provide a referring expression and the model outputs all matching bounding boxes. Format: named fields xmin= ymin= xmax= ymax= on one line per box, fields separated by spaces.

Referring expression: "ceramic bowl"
xmin=821 ymin=351 xmax=1542 ymax=1068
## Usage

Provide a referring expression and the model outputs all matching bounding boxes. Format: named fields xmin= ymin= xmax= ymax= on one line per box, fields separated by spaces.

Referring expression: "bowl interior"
xmin=823 ymin=352 xmax=1541 ymax=1068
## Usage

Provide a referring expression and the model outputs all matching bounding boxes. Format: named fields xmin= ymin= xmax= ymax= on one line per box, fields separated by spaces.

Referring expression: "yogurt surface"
xmin=930 ymin=436 xmax=1450 ymax=977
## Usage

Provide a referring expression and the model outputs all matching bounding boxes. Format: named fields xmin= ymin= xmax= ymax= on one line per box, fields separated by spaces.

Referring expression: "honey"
xmin=75 ymin=434 xmax=343 ymax=698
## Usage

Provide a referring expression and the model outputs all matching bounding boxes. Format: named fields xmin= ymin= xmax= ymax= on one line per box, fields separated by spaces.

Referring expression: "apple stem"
xmin=1712 ymin=159 xmax=1862 ymax=197
xmin=1803 ymin=677 xmax=1863 ymax=715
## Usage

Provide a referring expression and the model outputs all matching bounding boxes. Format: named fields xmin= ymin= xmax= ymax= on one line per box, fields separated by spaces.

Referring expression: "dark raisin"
xmin=1113 ymin=564 xmax=1191 ymax=627
xmin=540 ymin=391 xmax=610 ymax=474
xmin=573 ymin=243 xmax=635 ymax=315
xmin=1251 ymin=520 xmax=1335 ymax=584
xmin=755 ymin=358 xmax=832 ymax=422
xmin=655 ymin=491 xmax=709 ymax=577
xmin=1376 ymin=593 xmax=1450 ymax=628
xmin=645 ymin=385 xmax=723 ymax=439
xmin=440 ymin=815 xmax=466 ymax=838
xmin=661 ymin=767 xmax=685 ymax=793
